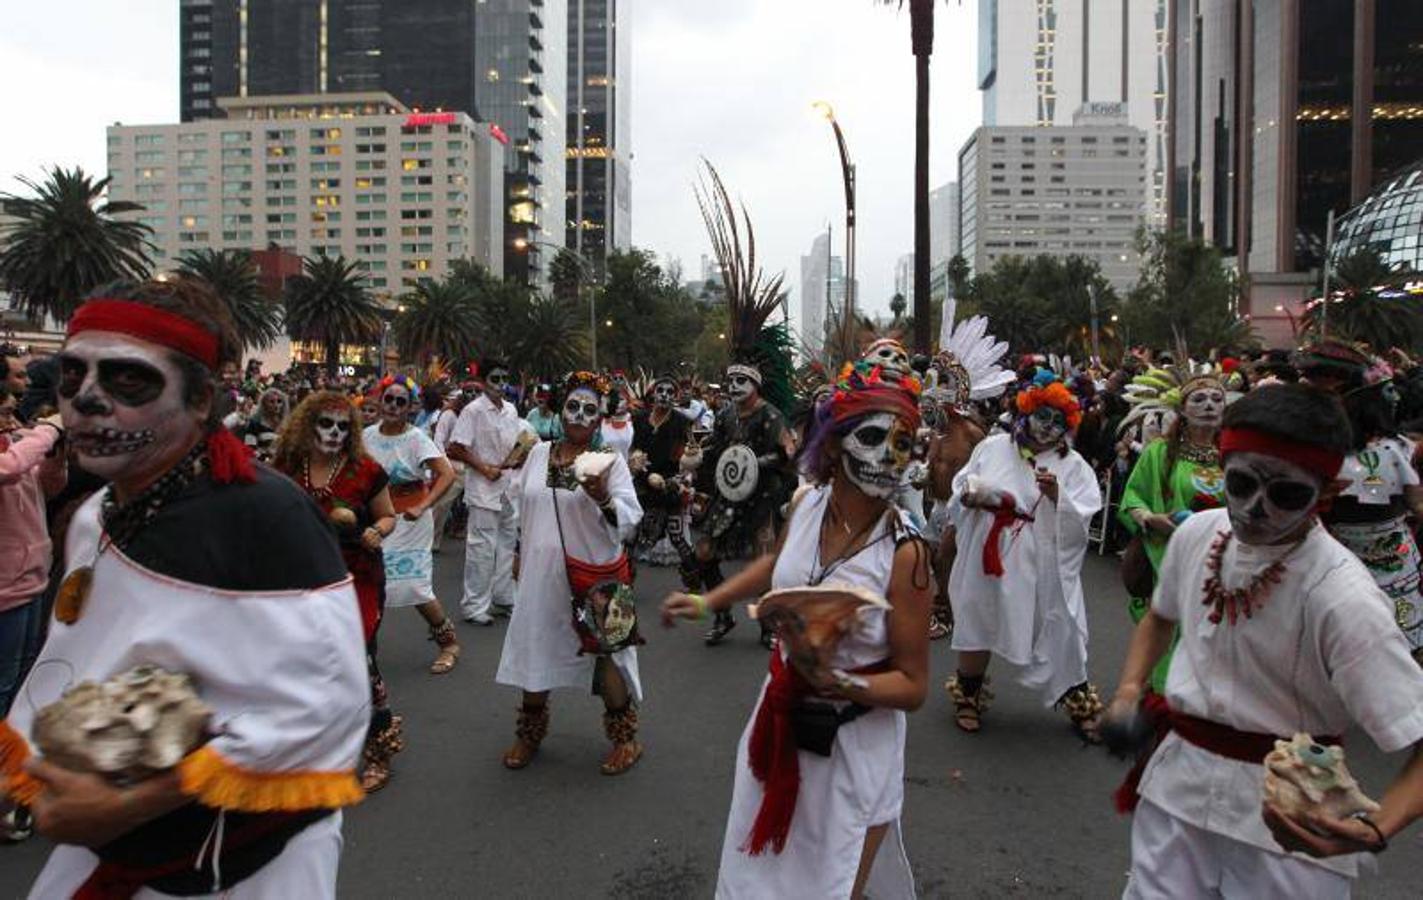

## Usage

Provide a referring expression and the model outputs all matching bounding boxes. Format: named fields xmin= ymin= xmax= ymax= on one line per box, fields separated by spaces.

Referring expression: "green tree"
xmin=597 ymin=248 xmax=702 ymax=373
xmin=1124 ymin=230 xmax=1255 ymax=355
xmin=474 ymin=277 xmax=536 ymax=365
xmin=1302 ymin=248 xmax=1423 ymax=349
xmin=390 ymin=278 xmax=481 ymax=365
xmin=889 ymin=292 xmax=907 ymax=323
xmin=947 ymin=253 xmax=971 ymax=297
xmin=0 ymin=167 xmax=152 ymax=321
xmin=176 ymin=248 xmax=283 ymax=352
xmin=284 ymin=254 xmax=383 ymax=376
xmin=548 ymin=248 xmax=588 ymax=303
xmin=515 ymin=296 xmax=590 ymax=378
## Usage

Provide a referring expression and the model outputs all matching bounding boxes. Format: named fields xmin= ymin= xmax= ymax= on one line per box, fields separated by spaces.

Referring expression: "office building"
xmin=800 ymin=230 xmax=848 ymax=359
xmin=977 ymin=0 xmax=1169 ymax=227
xmin=179 ymin=0 xmax=567 ymax=286
xmin=957 ymin=108 xmax=1148 ymax=293
xmin=106 ymin=92 xmax=505 ymax=295
xmin=567 ymin=0 xmax=632 ymax=271
xmin=1331 ymin=159 xmax=1423 ymax=274
xmin=930 ymin=181 xmax=961 ymax=264
xmin=894 ymin=254 xmax=914 ymax=300
xmin=1168 ymin=0 xmax=1423 ymax=344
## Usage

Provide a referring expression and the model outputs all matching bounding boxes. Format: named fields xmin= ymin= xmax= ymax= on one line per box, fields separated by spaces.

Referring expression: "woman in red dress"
xmin=273 ymin=391 xmax=402 ymax=791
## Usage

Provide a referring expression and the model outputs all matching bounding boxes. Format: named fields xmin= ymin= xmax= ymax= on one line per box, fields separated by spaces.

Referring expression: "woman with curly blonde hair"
xmin=273 ymin=391 xmax=405 ymax=792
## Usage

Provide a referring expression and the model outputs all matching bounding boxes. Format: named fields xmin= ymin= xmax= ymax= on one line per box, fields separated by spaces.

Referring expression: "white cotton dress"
xmin=363 ymin=424 xmax=445 ymax=608
xmin=496 ymin=441 xmax=645 ymax=699
xmin=716 ymin=485 xmax=916 ymax=900
xmin=948 ymin=432 xmax=1102 ymax=704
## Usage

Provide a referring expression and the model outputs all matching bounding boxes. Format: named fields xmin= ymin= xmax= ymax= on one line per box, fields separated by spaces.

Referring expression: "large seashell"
xmin=501 ymin=430 xmax=538 ymax=468
xmin=32 ymin=665 xmax=213 ymax=784
xmin=751 ymin=585 xmax=889 ymax=681
xmin=328 ymin=506 xmax=358 ymax=532
xmin=628 ymin=449 xmax=649 ymax=475
xmin=573 ymin=451 xmax=616 ymax=483
xmin=1262 ymin=733 xmax=1381 ymax=821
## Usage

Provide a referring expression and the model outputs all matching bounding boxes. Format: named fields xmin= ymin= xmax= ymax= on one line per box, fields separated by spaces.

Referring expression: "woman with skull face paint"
xmin=235 ymin=386 xmax=289 ymax=463
xmin=273 ymin=392 xmax=405 ymax=793
xmin=3 ymin=280 xmax=368 ymax=898
xmin=1118 ymin=374 xmax=1228 ymax=691
xmin=661 ymin=360 xmax=933 ymax=899
xmin=946 ymin=378 xmax=1107 ymax=741
xmin=362 ymin=375 xmax=462 ymax=676
xmin=1106 ymin=384 xmax=1423 ymax=898
xmin=1323 ymin=361 xmax=1423 ymax=665
xmin=631 ymin=376 xmax=697 ymax=577
xmin=496 ymin=371 xmax=646 ymax=775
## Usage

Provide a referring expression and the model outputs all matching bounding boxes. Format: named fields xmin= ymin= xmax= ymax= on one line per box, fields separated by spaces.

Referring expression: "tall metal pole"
xmin=588 ymin=275 xmax=597 ymax=370
xmin=1088 ymin=283 xmax=1101 ymax=362
xmin=825 ymin=222 xmax=833 ymax=360
xmin=1320 ymin=208 xmax=1336 ymax=340
xmin=910 ymin=0 xmax=934 ymax=354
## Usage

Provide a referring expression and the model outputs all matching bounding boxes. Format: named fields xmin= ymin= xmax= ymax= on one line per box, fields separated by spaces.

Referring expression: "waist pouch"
xmin=789 ymin=699 xmax=872 ymax=757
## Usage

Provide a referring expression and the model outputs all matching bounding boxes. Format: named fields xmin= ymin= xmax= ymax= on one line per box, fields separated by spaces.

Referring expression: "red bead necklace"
xmin=1200 ymin=529 xmax=1302 ymax=625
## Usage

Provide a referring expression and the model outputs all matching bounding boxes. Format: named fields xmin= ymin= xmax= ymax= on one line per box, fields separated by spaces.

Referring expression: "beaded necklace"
xmin=301 ymin=452 xmax=348 ymax=502
xmin=1201 ymin=529 xmax=1306 ymax=625
xmin=1178 ymin=442 xmax=1220 ymax=466
xmin=100 ymin=440 xmax=208 ymax=548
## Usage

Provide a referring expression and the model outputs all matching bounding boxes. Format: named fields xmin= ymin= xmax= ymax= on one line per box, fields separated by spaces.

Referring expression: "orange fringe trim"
xmin=0 ymin=719 xmax=42 ymax=805
xmin=178 ymin=745 xmax=364 ymax=812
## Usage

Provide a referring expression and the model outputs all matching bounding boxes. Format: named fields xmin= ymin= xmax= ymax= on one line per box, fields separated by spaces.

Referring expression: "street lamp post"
xmin=520 ymin=239 xmax=600 ymax=369
xmin=812 ymin=102 xmax=856 ymax=336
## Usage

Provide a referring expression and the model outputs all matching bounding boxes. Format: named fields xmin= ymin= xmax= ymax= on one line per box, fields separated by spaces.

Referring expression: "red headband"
xmin=1218 ymin=427 xmax=1344 ymax=481
xmin=67 ymin=299 xmax=221 ymax=371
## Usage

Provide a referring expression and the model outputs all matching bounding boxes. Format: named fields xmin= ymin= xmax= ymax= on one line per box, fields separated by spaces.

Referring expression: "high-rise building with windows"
xmin=566 ymin=0 xmax=631 ymax=272
xmin=977 ymin=0 xmax=1169 ymax=227
xmin=178 ymin=0 xmax=567 ymax=287
xmin=1168 ymin=0 xmax=1423 ymax=345
xmin=800 ymin=230 xmax=847 ymax=360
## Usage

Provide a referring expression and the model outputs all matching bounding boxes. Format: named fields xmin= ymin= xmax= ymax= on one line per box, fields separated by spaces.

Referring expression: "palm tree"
xmin=889 ymin=292 xmax=908 ymax=323
xmin=514 ymin=296 xmax=589 ymax=378
xmin=284 ymin=254 xmax=383 ymax=376
xmin=0 ymin=167 xmax=153 ymax=322
xmin=390 ymin=278 xmax=481 ymax=365
xmin=176 ymin=248 xmax=284 ymax=352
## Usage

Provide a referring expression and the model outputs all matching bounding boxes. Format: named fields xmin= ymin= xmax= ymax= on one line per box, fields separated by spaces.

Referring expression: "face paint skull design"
xmin=1223 ymin=451 xmax=1321 ymax=545
xmin=562 ymin=387 xmax=603 ymax=431
xmin=839 ymin=412 xmax=916 ymax=498
xmin=652 ymin=382 xmax=677 ymax=409
xmin=1026 ymin=406 xmax=1068 ymax=449
xmin=1183 ymin=386 xmax=1226 ymax=429
xmin=380 ymin=385 xmax=411 ymax=426
xmin=727 ymin=372 xmax=758 ymax=403
xmin=484 ymin=368 xmax=510 ymax=402
xmin=314 ymin=410 xmax=351 ymax=455
xmin=58 ymin=332 xmax=200 ymax=483
xmin=863 ymin=339 xmax=912 ymax=377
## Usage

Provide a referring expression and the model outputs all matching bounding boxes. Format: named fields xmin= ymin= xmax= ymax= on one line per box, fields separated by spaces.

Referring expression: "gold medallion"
xmin=55 ymin=566 xmax=94 ymax=625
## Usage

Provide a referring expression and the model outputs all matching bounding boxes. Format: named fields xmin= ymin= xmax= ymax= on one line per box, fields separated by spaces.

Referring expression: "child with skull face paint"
xmin=1107 ymin=384 xmax=1423 ymax=897
xmin=661 ymin=359 xmax=934 ymax=898
xmin=4 ymin=281 xmax=368 ymax=898
xmin=945 ymin=378 xmax=1108 ymax=741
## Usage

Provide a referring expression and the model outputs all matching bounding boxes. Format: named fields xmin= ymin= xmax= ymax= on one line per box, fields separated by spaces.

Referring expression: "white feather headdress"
xmin=928 ymin=296 xmax=1015 ymax=403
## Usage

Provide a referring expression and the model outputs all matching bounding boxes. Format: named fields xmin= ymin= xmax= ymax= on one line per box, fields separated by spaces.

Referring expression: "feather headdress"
xmin=1116 ymin=361 xmax=1225 ymax=438
xmin=926 ymin=295 xmax=1015 ymax=407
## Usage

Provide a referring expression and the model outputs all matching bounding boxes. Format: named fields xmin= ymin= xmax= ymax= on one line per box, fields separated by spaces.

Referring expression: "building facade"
xmin=930 ymin=180 xmax=961 ymax=263
xmin=179 ymin=0 xmax=567 ymax=286
xmin=566 ymin=0 xmax=632 ymax=272
xmin=799 ymin=230 xmax=847 ymax=360
xmin=1167 ymin=0 xmax=1423 ymax=344
xmin=957 ymin=111 xmax=1148 ymax=293
xmin=977 ymin=0 xmax=1169 ymax=227
xmin=106 ymin=92 xmax=505 ymax=295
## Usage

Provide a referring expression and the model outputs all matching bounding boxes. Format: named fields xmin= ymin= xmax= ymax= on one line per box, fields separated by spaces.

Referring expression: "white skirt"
xmin=383 ymin=509 xmax=436 ymax=609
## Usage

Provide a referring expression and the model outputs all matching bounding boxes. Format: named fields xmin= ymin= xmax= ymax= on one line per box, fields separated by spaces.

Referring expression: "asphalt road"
xmin=2 ymin=536 xmax=1417 ymax=898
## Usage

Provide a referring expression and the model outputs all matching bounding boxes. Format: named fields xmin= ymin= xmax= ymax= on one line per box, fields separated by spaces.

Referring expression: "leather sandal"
xmin=600 ymin=741 xmax=644 ymax=776
xmin=428 ymin=618 xmax=460 ymax=675
xmin=503 ymin=703 xmax=549 ymax=770
xmin=945 ymin=674 xmax=992 ymax=734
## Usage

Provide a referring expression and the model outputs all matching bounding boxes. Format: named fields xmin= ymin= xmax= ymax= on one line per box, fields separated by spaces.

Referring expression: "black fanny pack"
xmin=789 ymin=699 xmax=873 ymax=757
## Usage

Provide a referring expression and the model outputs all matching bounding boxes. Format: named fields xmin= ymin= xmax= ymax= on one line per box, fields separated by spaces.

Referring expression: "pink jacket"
xmin=0 ymin=426 xmax=66 ymax=612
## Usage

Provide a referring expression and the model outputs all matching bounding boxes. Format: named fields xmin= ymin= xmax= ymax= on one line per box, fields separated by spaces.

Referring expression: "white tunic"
xmin=496 ymin=441 xmax=645 ymax=699
xmin=1140 ymin=509 xmax=1423 ymax=878
xmin=363 ymin=424 xmax=444 ymax=608
xmin=947 ymin=433 xmax=1102 ymax=703
xmin=716 ymin=485 xmax=916 ymax=900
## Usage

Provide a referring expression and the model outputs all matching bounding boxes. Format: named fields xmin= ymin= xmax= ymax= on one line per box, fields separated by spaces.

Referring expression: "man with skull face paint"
xmin=631 ymin=377 xmax=697 ymax=577
xmin=1 ymin=279 xmax=367 ymax=898
xmin=696 ymin=361 xmax=796 ymax=646
xmin=1108 ymin=384 xmax=1423 ymax=898
xmin=946 ymin=378 xmax=1107 ymax=740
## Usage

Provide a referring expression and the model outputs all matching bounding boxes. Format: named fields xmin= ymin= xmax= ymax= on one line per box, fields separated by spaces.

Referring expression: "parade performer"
xmin=234 ymin=385 xmax=288 ymax=462
xmin=1324 ymin=360 xmax=1423 ymax=664
xmin=1107 ymin=384 xmax=1423 ymax=898
xmin=363 ymin=375 xmax=462 ymax=674
xmin=920 ymin=299 xmax=1014 ymax=640
xmin=1 ymin=278 xmax=367 ymax=897
xmin=601 ymin=389 xmax=635 ymax=460
xmin=631 ymin=376 xmax=697 ymax=578
xmin=524 ymin=383 xmax=563 ymax=441
xmin=448 ymin=360 xmax=528 ymax=624
xmin=1118 ymin=368 xmax=1228 ymax=691
xmin=496 ymin=371 xmax=646 ymax=775
xmin=273 ymin=391 xmax=405 ymax=793
xmin=946 ymin=375 xmax=1106 ymax=740
xmin=662 ymin=359 xmax=933 ymax=899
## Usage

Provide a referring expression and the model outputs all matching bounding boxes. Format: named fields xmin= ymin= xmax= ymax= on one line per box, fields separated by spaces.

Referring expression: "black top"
xmin=698 ymin=401 xmax=790 ymax=494
xmin=115 ymin=465 xmax=348 ymax=592
xmin=631 ymin=408 xmax=690 ymax=478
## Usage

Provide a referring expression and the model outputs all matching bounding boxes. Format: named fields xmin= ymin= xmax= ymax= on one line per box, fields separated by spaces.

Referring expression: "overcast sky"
xmin=0 ymin=0 xmax=981 ymax=328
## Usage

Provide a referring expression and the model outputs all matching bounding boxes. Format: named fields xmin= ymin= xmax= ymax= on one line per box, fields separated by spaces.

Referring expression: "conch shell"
xmin=752 ymin=585 xmax=889 ymax=680
xmin=1262 ymin=733 xmax=1381 ymax=821
xmin=501 ymin=430 xmax=538 ymax=468
xmin=328 ymin=505 xmax=358 ymax=532
xmin=628 ymin=449 xmax=649 ymax=475
xmin=573 ymin=451 xmax=617 ymax=483
xmin=680 ymin=442 xmax=703 ymax=475
xmin=32 ymin=665 xmax=212 ymax=784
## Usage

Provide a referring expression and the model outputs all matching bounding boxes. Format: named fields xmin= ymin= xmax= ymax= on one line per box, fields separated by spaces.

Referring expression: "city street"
xmin=1 ymin=538 xmax=1416 ymax=899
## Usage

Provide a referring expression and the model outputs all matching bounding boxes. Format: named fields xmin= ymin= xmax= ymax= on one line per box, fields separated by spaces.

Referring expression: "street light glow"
xmin=811 ymin=100 xmax=835 ymax=122
xmin=513 ymin=237 xmax=529 ymax=250
xmin=605 ymin=319 xmax=613 ymax=327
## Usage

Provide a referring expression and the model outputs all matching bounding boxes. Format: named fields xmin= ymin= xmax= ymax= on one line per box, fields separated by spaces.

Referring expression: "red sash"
xmin=981 ymin=494 xmax=1030 ymax=577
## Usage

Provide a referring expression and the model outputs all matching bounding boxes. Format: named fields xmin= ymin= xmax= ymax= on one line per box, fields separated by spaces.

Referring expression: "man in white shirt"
xmin=448 ymin=362 xmax=527 ymax=624
xmin=1107 ymin=384 xmax=1423 ymax=898
xmin=427 ymin=388 xmax=466 ymax=546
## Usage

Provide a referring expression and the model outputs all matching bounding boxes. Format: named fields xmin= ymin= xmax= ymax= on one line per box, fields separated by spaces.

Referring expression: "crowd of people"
xmin=0 ymin=275 xmax=1421 ymax=898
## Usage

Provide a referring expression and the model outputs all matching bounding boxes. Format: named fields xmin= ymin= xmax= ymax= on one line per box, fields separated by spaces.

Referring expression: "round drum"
xmin=714 ymin=443 xmax=759 ymax=503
